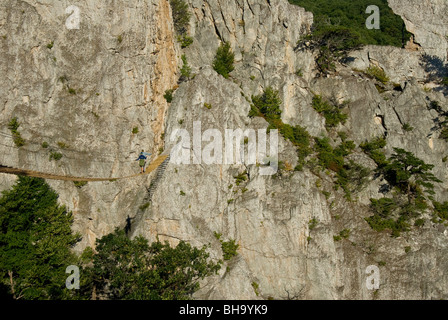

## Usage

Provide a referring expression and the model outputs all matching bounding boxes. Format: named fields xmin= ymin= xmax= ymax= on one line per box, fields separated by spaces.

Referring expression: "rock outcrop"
xmin=1 ymin=0 xmax=447 ymax=300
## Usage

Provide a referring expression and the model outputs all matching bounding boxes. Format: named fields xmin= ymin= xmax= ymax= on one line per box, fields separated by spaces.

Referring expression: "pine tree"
xmin=212 ymin=42 xmax=235 ymax=79
xmin=0 ymin=177 xmax=80 ymax=299
xmin=180 ymin=54 xmax=192 ymax=81
xmin=88 ymin=229 xmax=221 ymax=300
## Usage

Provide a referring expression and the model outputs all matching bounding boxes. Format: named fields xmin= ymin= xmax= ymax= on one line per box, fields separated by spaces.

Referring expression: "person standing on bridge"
xmin=136 ymin=150 xmax=151 ymax=174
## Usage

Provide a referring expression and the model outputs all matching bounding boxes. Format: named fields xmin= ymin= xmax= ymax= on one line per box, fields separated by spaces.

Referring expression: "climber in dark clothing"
xmin=136 ymin=150 xmax=151 ymax=174
xmin=125 ymin=215 xmax=135 ymax=235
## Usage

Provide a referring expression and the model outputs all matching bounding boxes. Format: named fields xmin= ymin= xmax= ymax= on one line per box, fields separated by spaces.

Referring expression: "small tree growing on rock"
xmin=213 ymin=42 xmax=235 ymax=79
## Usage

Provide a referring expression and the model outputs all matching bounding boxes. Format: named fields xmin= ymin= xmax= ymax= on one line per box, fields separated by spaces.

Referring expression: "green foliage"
xmin=214 ymin=232 xmax=238 ymax=260
xmin=177 ymin=34 xmax=193 ymax=48
xmin=365 ymin=149 xmax=443 ymax=237
xmin=169 ymin=0 xmax=191 ymax=35
xmin=299 ymin=25 xmax=362 ymax=73
xmin=68 ymin=87 xmax=76 ymax=95
xmin=275 ymin=122 xmax=312 ymax=170
xmin=132 ymin=127 xmax=139 ymax=134
xmin=311 ymin=95 xmax=348 ymax=129
xmin=249 ymin=87 xmax=312 ymax=171
xmin=440 ymin=128 xmax=448 ymax=141
xmin=180 ymin=54 xmax=192 ymax=80
xmin=139 ymin=202 xmax=150 ymax=211
xmin=87 ymin=229 xmax=221 ymax=300
xmin=313 ymin=136 xmax=366 ymax=200
xmin=49 ymin=152 xmax=63 ymax=161
xmin=336 ymin=160 xmax=371 ymax=199
xmin=57 ymin=141 xmax=69 ymax=149
xmin=180 ymin=190 xmax=186 ymax=196
xmin=0 ymin=177 xmax=80 ymax=299
xmin=164 ymin=89 xmax=174 ymax=103
xmin=8 ymin=117 xmax=25 ymax=147
xmin=402 ymin=123 xmax=414 ymax=132
xmin=364 ymin=65 xmax=390 ymax=84
xmin=46 ymin=41 xmax=54 ymax=49
xmin=220 ymin=239 xmax=239 ymax=261
xmin=41 ymin=141 xmax=49 ymax=149
xmin=204 ymin=103 xmax=212 ymax=110
xmin=234 ymin=172 xmax=248 ymax=186
xmin=360 ymin=136 xmax=388 ymax=166
xmin=212 ymin=42 xmax=235 ymax=79
xmin=339 ymin=228 xmax=351 ymax=239
xmin=432 ymin=201 xmax=448 ymax=224
xmin=251 ymin=282 xmax=260 ymax=296
xmin=289 ymin=0 xmax=410 ymax=47
xmin=73 ymin=181 xmax=88 ymax=188
xmin=251 ymin=87 xmax=282 ymax=120
xmin=314 ymin=137 xmax=345 ymax=172
xmin=308 ymin=218 xmax=318 ymax=230
xmin=381 ymin=148 xmax=442 ymax=196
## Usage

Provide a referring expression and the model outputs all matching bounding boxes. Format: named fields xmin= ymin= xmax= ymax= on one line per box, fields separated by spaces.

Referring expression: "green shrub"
xmin=251 ymin=282 xmax=260 ymax=296
xmin=57 ymin=141 xmax=69 ymax=149
xmin=47 ymin=41 xmax=54 ymax=49
xmin=220 ymin=239 xmax=239 ymax=260
xmin=440 ymin=128 xmax=448 ymax=141
xmin=180 ymin=54 xmax=192 ymax=80
xmin=49 ymin=152 xmax=63 ymax=161
xmin=73 ymin=181 xmax=88 ymax=188
xmin=177 ymin=34 xmax=193 ymax=48
xmin=364 ymin=65 xmax=389 ymax=84
xmin=139 ymin=202 xmax=150 ymax=211
xmin=251 ymin=87 xmax=282 ymax=120
xmin=298 ymin=25 xmax=362 ymax=73
xmin=432 ymin=201 xmax=448 ymax=223
xmin=164 ymin=89 xmax=174 ymax=103
xmin=212 ymin=42 xmax=235 ymax=79
xmin=214 ymin=232 xmax=239 ymax=260
xmin=234 ymin=172 xmax=248 ymax=186
xmin=402 ymin=123 xmax=414 ymax=132
xmin=204 ymin=103 xmax=212 ymax=109
xmin=360 ymin=136 xmax=388 ymax=166
xmin=41 ymin=141 xmax=49 ymax=148
xmin=132 ymin=127 xmax=139 ymax=134
xmin=339 ymin=228 xmax=351 ymax=239
xmin=311 ymin=95 xmax=348 ymax=129
xmin=8 ymin=117 xmax=25 ymax=147
xmin=169 ymin=0 xmax=191 ymax=35
xmin=309 ymin=218 xmax=318 ymax=230
xmin=441 ymin=77 xmax=448 ymax=86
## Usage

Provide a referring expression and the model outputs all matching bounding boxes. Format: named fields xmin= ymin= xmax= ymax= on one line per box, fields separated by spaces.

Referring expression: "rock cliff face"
xmin=388 ymin=0 xmax=448 ymax=60
xmin=1 ymin=0 xmax=447 ymax=299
